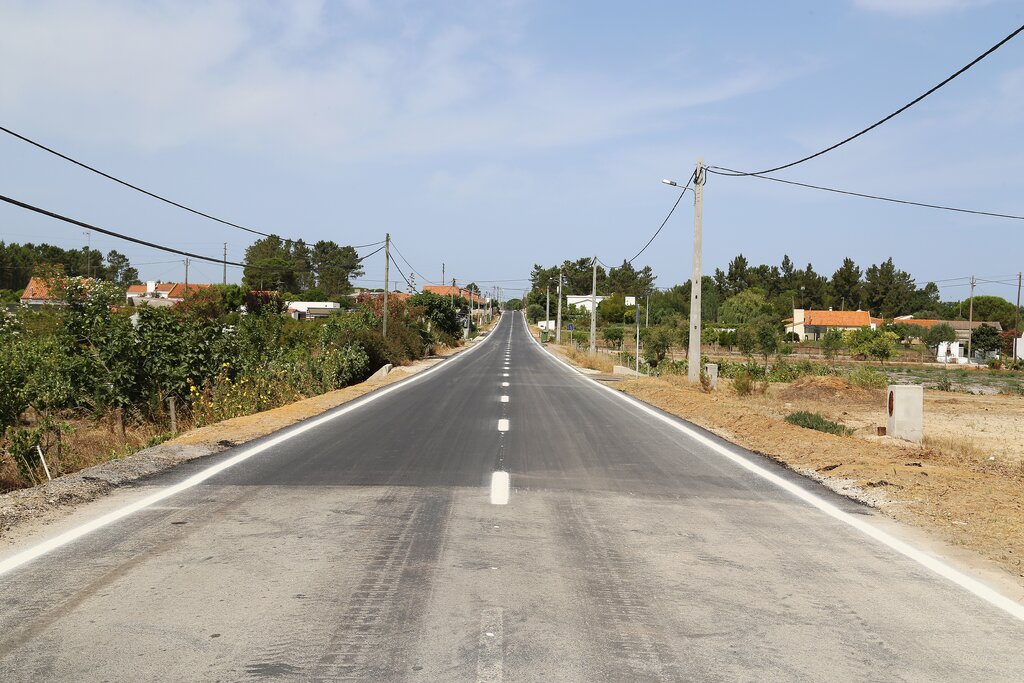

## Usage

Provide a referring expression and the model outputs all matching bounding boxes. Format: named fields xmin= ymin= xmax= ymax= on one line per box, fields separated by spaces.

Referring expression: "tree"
xmin=821 ymin=329 xmax=844 ymax=360
xmin=754 ymin=319 xmax=780 ymax=368
xmin=643 ymin=327 xmax=673 ymax=367
xmin=104 ymin=250 xmax=139 ymax=285
xmin=311 ymin=241 xmax=363 ymax=297
xmin=526 ymin=303 xmax=544 ymax=322
xmin=607 ymin=260 xmax=656 ymax=296
xmin=924 ymin=323 xmax=956 ymax=350
xmin=602 ymin=325 xmax=624 ymax=349
xmin=597 ymin=294 xmax=629 ymax=325
xmin=829 ymin=258 xmax=862 ymax=311
xmin=971 ymin=324 xmax=1001 ymax=356
xmin=719 ymin=290 xmax=772 ymax=325
xmin=864 ymin=258 xmax=916 ymax=318
xmin=504 ymin=298 xmax=523 ymax=311
xmin=868 ymin=331 xmax=899 ymax=364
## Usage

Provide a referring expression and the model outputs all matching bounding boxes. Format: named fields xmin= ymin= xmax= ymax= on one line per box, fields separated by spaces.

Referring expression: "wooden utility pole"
xmin=382 ymin=233 xmax=390 ymax=338
xmin=967 ymin=275 xmax=976 ymax=361
xmin=688 ymin=160 xmax=705 ymax=384
xmin=222 ymin=243 xmax=227 ymax=285
xmin=590 ymin=257 xmax=598 ymax=353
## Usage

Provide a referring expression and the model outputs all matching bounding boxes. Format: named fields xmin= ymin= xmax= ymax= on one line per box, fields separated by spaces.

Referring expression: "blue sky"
xmin=0 ymin=0 xmax=1021 ymax=302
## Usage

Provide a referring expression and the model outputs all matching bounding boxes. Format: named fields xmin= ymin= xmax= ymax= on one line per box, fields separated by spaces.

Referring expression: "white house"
xmin=565 ymin=295 xmax=607 ymax=313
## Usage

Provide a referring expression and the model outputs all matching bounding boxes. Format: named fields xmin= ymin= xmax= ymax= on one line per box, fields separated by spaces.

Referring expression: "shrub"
xmin=936 ymin=375 xmax=953 ymax=392
xmin=733 ymin=370 xmax=754 ymax=396
xmin=785 ymin=411 xmax=853 ymax=437
xmin=847 ymin=367 xmax=888 ymax=390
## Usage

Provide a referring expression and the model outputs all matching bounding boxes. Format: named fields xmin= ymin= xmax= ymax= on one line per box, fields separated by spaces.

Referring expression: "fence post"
xmin=35 ymin=445 xmax=52 ymax=481
xmin=168 ymin=396 xmax=177 ymax=435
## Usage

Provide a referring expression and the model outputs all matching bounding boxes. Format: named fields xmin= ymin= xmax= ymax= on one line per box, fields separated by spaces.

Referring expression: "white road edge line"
xmin=0 ymin=315 xmax=503 ymax=578
xmin=490 ymin=471 xmax=510 ymax=505
xmin=497 ymin=419 xmax=510 ymax=432
xmin=523 ymin=313 xmax=1024 ymax=623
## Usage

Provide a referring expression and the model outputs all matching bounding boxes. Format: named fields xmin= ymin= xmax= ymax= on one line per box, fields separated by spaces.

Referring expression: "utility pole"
xmin=222 ymin=243 xmax=228 ymax=285
xmin=645 ymin=293 xmax=650 ymax=328
xmin=967 ymin=275 xmax=976 ymax=361
xmin=635 ymin=297 xmax=641 ymax=378
xmin=688 ymin=159 xmax=705 ymax=384
xmin=1014 ymin=272 xmax=1022 ymax=361
xmin=556 ymin=272 xmax=563 ymax=344
xmin=545 ymin=285 xmax=550 ymax=341
xmin=184 ymin=258 xmax=189 ymax=289
xmin=83 ymin=231 xmax=92 ymax=278
xmin=589 ymin=256 xmax=597 ymax=353
xmin=382 ymin=233 xmax=390 ymax=339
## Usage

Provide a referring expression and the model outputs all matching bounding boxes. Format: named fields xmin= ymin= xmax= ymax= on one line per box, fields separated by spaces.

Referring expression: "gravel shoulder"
xmin=0 ymin=342 xmax=475 ymax=545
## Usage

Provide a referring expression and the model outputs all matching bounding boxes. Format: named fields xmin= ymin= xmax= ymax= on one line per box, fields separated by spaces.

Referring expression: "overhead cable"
xmin=715 ymin=23 xmax=1024 ymax=176
xmin=705 ymin=166 xmax=1024 ymax=221
xmin=389 ymin=239 xmax=433 ymax=284
xmin=0 ymin=124 xmax=300 ymax=241
xmin=629 ymin=169 xmax=697 ymax=264
xmin=388 ymin=253 xmax=413 ymax=289
xmin=0 ymin=192 xmax=245 ymax=267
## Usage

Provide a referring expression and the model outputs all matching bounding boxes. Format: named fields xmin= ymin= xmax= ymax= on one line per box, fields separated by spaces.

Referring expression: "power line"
xmin=357 ymin=244 xmax=385 ymax=262
xmin=389 ymin=239 xmax=433 ymax=284
xmin=705 ymin=166 xmax=1024 ymax=221
xmin=716 ymin=23 xmax=1024 ymax=176
xmin=0 ymin=192 xmax=245 ymax=267
xmin=628 ymin=168 xmax=696 ymax=264
xmin=388 ymin=253 xmax=412 ymax=289
xmin=0 ymin=124 xmax=297 ymax=241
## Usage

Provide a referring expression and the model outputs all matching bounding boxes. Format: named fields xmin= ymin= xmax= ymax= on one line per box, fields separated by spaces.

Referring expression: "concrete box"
xmin=703 ymin=363 xmax=719 ymax=389
xmin=886 ymin=385 xmax=923 ymax=444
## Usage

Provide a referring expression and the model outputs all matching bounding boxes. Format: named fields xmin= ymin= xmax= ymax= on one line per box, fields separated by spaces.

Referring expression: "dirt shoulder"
xmin=534 ymin=325 xmax=1024 ymax=588
xmin=0 ymin=341 xmax=473 ymax=543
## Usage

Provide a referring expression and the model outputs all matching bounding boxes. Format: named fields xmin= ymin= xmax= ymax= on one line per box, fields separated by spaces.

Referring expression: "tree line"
xmin=0 ymin=241 xmax=139 ymax=295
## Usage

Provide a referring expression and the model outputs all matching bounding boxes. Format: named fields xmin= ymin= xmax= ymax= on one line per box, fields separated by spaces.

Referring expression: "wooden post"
xmin=168 ymin=396 xmax=177 ymax=435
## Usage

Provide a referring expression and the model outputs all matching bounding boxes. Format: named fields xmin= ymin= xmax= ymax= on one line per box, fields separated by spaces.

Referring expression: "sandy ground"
xmin=538 ymin=328 xmax=1024 ymax=586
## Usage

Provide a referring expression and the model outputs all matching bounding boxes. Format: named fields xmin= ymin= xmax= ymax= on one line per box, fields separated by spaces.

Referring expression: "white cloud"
xmin=0 ymin=1 xmax=794 ymax=162
xmin=851 ymin=0 xmax=995 ymax=16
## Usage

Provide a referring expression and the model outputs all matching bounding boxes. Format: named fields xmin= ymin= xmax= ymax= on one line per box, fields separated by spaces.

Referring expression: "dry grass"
xmin=564 ymin=346 xmax=615 ymax=373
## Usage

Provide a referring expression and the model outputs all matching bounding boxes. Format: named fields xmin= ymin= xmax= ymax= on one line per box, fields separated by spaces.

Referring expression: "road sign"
xmin=625 ymin=296 xmax=636 ymax=306
xmin=567 ymin=324 xmax=575 ymax=331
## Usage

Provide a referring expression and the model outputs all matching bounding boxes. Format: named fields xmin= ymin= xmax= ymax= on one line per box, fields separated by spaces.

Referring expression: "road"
xmin=1 ymin=311 xmax=1023 ymax=681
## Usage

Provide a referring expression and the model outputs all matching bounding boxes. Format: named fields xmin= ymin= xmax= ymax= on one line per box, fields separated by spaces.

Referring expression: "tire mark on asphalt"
xmin=308 ymin=488 xmax=453 ymax=681
xmin=551 ymin=494 xmax=689 ymax=682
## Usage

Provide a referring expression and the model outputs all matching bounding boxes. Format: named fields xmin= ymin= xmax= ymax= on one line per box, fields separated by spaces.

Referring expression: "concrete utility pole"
xmin=688 ymin=159 xmax=705 ymax=384
xmin=556 ymin=272 xmax=563 ymax=344
xmin=382 ymin=233 xmax=390 ymax=339
xmin=646 ymin=293 xmax=650 ymax=328
xmin=590 ymin=256 xmax=597 ymax=353
xmin=635 ymin=298 xmax=641 ymax=378
xmin=222 ymin=243 xmax=228 ymax=285
xmin=184 ymin=258 xmax=189 ymax=288
xmin=545 ymin=285 xmax=550 ymax=340
xmin=967 ymin=275 xmax=976 ymax=361
xmin=1015 ymin=272 xmax=1022 ymax=361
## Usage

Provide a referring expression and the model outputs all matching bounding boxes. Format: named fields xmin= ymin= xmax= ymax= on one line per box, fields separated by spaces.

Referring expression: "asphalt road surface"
xmin=2 ymin=312 xmax=1024 ymax=681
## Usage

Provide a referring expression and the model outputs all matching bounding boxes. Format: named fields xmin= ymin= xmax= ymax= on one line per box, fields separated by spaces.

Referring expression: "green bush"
xmin=785 ymin=411 xmax=853 ymax=437
xmin=847 ymin=367 xmax=888 ymax=389
xmin=733 ymin=370 xmax=754 ymax=396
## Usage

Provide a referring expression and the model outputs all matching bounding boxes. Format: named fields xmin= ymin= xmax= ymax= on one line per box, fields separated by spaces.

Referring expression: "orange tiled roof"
xmin=126 ymin=284 xmax=148 ymax=294
xmin=803 ymin=310 xmax=871 ymax=327
xmin=423 ymin=284 xmax=485 ymax=304
xmin=164 ymin=283 xmax=213 ymax=299
xmin=20 ymin=276 xmax=92 ymax=302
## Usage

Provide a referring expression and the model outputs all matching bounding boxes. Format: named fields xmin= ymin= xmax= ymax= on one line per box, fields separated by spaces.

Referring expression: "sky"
xmin=0 ymin=0 xmax=1022 ymax=303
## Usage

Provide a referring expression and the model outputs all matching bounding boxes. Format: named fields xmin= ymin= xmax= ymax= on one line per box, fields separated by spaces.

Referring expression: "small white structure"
xmin=886 ymin=385 xmax=923 ymax=444
xmin=1016 ymin=333 xmax=1024 ymax=361
xmin=936 ymin=341 xmax=970 ymax=365
xmin=286 ymin=301 xmax=340 ymax=320
xmin=538 ymin=319 xmax=557 ymax=331
xmin=566 ymin=294 xmax=607 ymax=313
xmin=703 ymin=363 xmax=719 ymax=389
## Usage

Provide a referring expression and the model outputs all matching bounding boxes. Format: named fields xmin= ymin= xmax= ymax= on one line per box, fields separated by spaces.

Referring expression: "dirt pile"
xmin=778 ymin=375 xmax=883 ymax=403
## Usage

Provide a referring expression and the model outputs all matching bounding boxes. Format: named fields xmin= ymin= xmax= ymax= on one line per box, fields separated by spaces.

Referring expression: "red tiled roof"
xmin=20 ymin=276 xmax=92 ymax=302
xmin=126 ymin=284 xmax=148 ymax=294
xmin=423 ymin=284 xmax=486 ymax=304
xmin=803 ymin=310 xmax=871 ymax=328
xmin=164 ymin=283 xmax=214 ymax=299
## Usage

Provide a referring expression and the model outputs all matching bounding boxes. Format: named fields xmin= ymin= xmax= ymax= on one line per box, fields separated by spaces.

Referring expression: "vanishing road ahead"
xmin=2 ymin=312 xmax=1024 ymax=681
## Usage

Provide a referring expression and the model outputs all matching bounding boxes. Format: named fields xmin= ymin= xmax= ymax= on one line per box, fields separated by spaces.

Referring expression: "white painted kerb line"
xmin=526 ymin=320 xmax=1024 ymax=623
xmin=497 ymin=419 xmax=510 ymax=432
xmin=0 ymin=320 xmax=500 ymax=578
xmin=490 ymin=471 xmax=510 ymax=505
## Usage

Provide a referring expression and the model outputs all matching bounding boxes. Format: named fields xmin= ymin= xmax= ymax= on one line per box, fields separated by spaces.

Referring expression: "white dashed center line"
xmin=497 ymin=419 xmax=509 ymax=432
xmin=500 ymin=396 xmax=509 ymax=403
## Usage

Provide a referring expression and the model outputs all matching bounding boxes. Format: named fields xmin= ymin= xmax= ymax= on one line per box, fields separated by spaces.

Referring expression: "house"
xmin=785 ymin=309 xmax=876 ymax=341
xmin=286 ymin=301 xmax=341 ymax=320
xmin=19 ymin=275 xmax=92 ymax=306
xmin=127 ymin=281 xmax=214 ymax=305
xmin=422 ymin=284 xmax=487 ymax=306
xmin=566 ymin=294 xmax=608 ymax=313
xmin=894 ymin=316 xmax=1003 ymax=343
